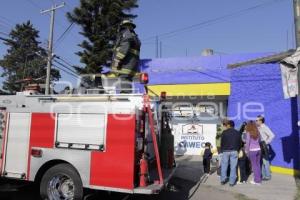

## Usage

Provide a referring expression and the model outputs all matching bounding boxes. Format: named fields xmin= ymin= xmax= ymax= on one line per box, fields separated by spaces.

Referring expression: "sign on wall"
xmin=173 ymin=123 xmax=217 ymax=155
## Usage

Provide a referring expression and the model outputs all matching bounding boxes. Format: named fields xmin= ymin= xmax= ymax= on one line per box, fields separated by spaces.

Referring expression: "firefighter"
xmin=111 ymin=19 xmax=141 ymax=93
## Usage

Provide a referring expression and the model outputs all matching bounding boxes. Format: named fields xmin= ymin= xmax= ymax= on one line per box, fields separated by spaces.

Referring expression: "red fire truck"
xmin=0 ymin=74 xmax=176 ymax=199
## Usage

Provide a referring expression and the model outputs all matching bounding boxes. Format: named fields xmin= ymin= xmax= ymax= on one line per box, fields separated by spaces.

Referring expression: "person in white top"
xmin=256 ymin=115 xmax=275 ymax=180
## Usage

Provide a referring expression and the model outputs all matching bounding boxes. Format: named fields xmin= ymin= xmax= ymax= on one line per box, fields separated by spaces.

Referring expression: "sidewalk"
xmin=174 ymin=155 xmax=298 ymax=200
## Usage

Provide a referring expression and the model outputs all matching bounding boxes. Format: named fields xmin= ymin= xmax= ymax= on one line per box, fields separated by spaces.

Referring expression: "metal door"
xmin=0 ymin=110 xmax=7 ymax=173
xmin=4 ymin=113 xmax=31 ymax=179
xmin=56 ymin=113 xmax=106 ymax=150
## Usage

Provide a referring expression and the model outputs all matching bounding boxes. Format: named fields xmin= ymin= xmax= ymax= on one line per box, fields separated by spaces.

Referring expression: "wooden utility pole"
xmin=156 ymin=36 xmax=159 ymax=58
xmin=293 ymin=0 xmax=300 ymax=47
xmin=159 ymin=41 xmax=162 ymax=58
xmin=293 ymin=0 xmax=300 ymax=96
xmin=41 ymin=2 xmax=65 ymax=95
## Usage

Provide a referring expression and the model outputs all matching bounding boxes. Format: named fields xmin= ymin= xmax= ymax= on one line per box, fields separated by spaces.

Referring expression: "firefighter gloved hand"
xmin=112 ymin=59 xmax=121 ymax=69
xmin=111 ymin=59 xmax=121 ymax=76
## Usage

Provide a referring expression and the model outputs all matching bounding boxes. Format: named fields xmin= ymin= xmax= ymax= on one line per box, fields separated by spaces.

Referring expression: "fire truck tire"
xmin=40 ymin=163 xmax=83 ymax=200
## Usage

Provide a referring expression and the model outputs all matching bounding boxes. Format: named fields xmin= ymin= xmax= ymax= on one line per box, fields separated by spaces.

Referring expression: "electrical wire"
xmin=54 ymin=22 xmax=74 ymax=48
xmin=0 ymin=20 xmax=10 ymax=29
xmin=0 ymin=29 xmax=79 ymax=81
xmin=0 ymin=31 xmax=9 ymax=36
xmin=26 ymin=0 xmax=82 ymax=42
xmin=0 ymin=27 xmax=77 ymax=73
xmin=0 ymin=14 xmax=16 ymax=27
xmin=9 ymin=44 xmax=79 ymax=79
xmin=27 ymin=0 xmax=48 ymax=14
xmin=47 ymin=0 xmax=76 ymax=49
xmin=0 ymin=21 xmax=12 ymax=31
xmin=142 ymin=0 xmax=287 ymax=42
xmin=53 ymin=59 xmax=78 ymax=75
xmin=54 ymin=55 xmax=76 ymax=68
xmin=53 ymin=64 xmax=79 ymax=79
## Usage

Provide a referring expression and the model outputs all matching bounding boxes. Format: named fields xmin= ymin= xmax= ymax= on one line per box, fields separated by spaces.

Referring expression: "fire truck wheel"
xmin=40 ymin=163 xmax=83 ymax=200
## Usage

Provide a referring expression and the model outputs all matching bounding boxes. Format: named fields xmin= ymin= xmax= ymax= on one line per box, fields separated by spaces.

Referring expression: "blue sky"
xmin=0 ymin=0 xmax=295 ymax=82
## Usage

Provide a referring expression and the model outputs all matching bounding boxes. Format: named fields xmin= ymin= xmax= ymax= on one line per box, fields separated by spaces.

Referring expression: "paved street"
xmin=0 ymin=156 xmax=298 ymax=200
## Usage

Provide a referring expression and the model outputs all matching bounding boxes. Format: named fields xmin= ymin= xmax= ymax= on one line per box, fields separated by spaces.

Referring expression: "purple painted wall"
xmin=141 ymin=53 xmax=300 ymax=170
xmin=228 ymin=63 xmax=300 ymax=170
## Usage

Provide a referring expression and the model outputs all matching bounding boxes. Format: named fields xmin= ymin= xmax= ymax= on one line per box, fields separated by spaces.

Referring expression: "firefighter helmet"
xmin=120 ymin=19 xmax=136 ymax=28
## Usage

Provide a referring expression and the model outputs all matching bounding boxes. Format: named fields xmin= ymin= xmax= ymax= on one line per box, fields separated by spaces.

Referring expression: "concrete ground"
xmin=0 ymin=155 xmax=298 ymax=200
xmin=177 ymin=155 xmax=298 ymax=200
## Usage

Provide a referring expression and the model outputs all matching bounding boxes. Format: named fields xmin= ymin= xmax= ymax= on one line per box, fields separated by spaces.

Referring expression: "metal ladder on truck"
xmin=143 ymin=94 xmax=164 ymax=185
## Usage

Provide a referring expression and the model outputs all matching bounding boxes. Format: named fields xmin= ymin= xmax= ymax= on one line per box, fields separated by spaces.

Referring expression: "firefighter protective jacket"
xmin=112 ymin=28 xmax=141 ymax=77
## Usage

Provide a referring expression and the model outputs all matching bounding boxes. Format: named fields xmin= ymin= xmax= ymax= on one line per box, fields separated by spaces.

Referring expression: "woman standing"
xmin=245 ymin=121 xmax=262 ymax=185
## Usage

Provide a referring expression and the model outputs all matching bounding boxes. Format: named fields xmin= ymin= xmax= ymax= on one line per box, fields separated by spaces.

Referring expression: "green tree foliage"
xmin=0 ymin=21 xmax=60 ymax=94
xmin=67 ymin=0 xmax=138 ymax=74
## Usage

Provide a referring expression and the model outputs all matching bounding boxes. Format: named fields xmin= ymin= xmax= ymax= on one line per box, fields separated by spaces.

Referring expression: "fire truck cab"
xmin=0 ymin=75 xmax=176 ymax=199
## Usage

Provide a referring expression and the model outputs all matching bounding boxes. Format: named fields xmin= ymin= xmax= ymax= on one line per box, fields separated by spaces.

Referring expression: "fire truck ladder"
xmin=143 ymin=94 xmax=164 ymax=184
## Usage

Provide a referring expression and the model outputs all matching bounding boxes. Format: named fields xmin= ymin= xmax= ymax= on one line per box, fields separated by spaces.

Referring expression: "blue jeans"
xmin=221 ymin=151 xmax=238 ymax=184
xmin=217 ymin=153 xmax=223 ymax=175
xmin=262 ymin=158 xmax=271 ymax=179
xmin=218 ymin=153 xmax=223 ymax=166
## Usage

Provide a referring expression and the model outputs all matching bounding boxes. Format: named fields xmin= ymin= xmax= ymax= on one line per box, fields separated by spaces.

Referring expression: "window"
xmin=172 ymin=104 xmax=194 ymax=118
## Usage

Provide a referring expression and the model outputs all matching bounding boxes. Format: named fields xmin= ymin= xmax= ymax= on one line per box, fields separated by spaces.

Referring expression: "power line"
xmin=0 ymin=14 xmax=16 ymax=27
xmin=33 ymin=42 xmax=78 ymax=74
xmin=0 ymin=21 xmax=12 ymax=31
xmin=142 ymin=42 xmax=155 ymax=45
xmin=54 ymin=55 xmax=76 ymax=68
xmin=64 ymin=1 xmax=73 ymax=10
xmin=53 ymin=64 xmax=79 ymax=79
xmin=26 ymin=0 xmax=81 ymax=42
xmin=54 ymin=22 xmax=74 ymax=48
xmin=0 ymin=17 xmax=13 ymax=26
xmin=0 ymin=31 xmax=9 ymax=36
xmin=27 ymin=0 xmax=49 ymax=14
xmin=0 ymin=33 xmax=79 ymax=81
xmin=51 ymin=0 xmax=73 ymax=12
xmin=53 ymin=59 xmax=78 ymax=75
xmin=40 ymin=41 xmax=78 ymax=72
xmin=0 ymin=28 xmax=76 ymax=72
xmin=142 ymin=0 xmax=286 ymax=42
xmin=214 ymin=50 xmax=228 ymax=55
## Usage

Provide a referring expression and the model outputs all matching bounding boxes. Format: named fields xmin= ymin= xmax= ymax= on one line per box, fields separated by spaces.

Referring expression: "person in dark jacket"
xmin=220 ymin=120 xmax=242 ymax=186
xmin=203 ymin=142 xmax=213 ymax=174
xmin=111 ymin=19 xmax=141 ymax=93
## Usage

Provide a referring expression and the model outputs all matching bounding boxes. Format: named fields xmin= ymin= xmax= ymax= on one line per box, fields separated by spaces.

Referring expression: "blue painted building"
xmin=140 ymin=53 xmax=300 ymax=175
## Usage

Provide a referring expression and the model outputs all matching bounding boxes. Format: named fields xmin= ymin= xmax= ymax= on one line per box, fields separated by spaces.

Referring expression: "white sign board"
xmin=173 ymin=123 xmax=217 ymax=155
